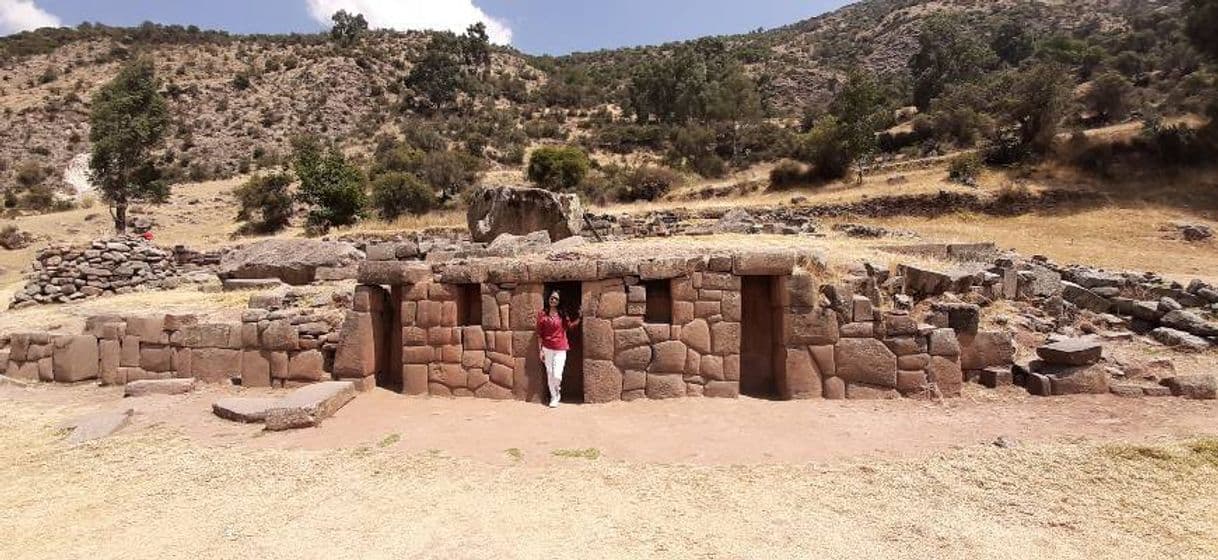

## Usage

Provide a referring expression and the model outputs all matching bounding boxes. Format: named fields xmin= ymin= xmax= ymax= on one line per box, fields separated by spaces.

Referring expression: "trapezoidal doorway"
xmin=740 ymin=276 xmax=780 ymax=398
xmin=543 ymin=281 xmax=584 ymax=403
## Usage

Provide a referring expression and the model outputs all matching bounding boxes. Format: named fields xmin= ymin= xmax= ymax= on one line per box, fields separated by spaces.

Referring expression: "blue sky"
xmin=5 ymin=0 xmax=853 ymax=55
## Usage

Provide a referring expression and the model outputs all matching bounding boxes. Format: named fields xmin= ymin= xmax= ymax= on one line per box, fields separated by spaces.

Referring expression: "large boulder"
xmin=467 ymin=186 xmax=582 ymax=243
xmin=218 ymin=239 xmax=364 ymax=285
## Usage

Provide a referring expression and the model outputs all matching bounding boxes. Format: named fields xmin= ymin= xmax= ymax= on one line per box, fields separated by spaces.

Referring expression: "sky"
xmin=0 ymin=0 xmax=854 ymax=55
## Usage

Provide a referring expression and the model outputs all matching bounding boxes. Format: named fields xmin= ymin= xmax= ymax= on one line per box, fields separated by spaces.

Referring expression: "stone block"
xmin=241 ymin=350 xmax=272 ymax=387
xmin=1036 ymin=338 xmax=1103 ymax=366
xmin=926 ymin=356 xmax=963 ymax=397
xmin=125 ymin=315 xmax=166 ymax=342
xmin=1161 ymin=375 xmax=1217 ymax=400
xmin=164 ymin=313 xmax=199 ymax=331
xmin=52 ymin=335 xmax=99 ymax=383
xmin=898 ymin=353 xmax=931 ymax=371
xmin=822 ymin=376 xmax=846 ymax=400
xmin=928 ymin=328 xmax=960 ymax=356
xmin=645 ymin=373 xmax=686 ymax=399
xmin=700 ymin=355 xmax=723 ymax=381
xmin=851 ymin=295 xmax=873 ymax=324
xmin=781 ymin=347 xmax=822 ymax=399
xmin=979 ymin=367 xmax=1014 ymax=388
xmin=733 ymin=251 xmax=795 ymax=276
xmin=960 ymin=331 xmax=1015 ymax=370
xmin=99 ymin=339 xmax=120 ymax=384
xmin=357 ymin=261 xmax=433 ymax=285
xmin=191 ymin=348 xmax=241 ymax=383
xmin=896 ymin=370 xmax=928 ymax=393
xmin=125 ymin=379 xmax=195 ymax=398
xmin=584 ymin=360 xmax=623 ymax=403
xmin=785 ymin=308 xmax=839 ymax=346
xmin=704 ymin=381 xmax=739 ymax=399
xmin=615 ymin=346 xmax=652 ymax=371
xmin=650 ymin=340 xmax=688 ymax=373
xmin=834 ymin=338 xmax=897 ymax=387
xmin=139 ymin=345 xmax=174 ymax=373
xmin=839 ymin=322 xmax=875 ymax=338
xmin=404 ymin=364 xmax=429 ymax=395
xmin=584 ymin=318 xmax=614 ymax=360
xmin=333 ymin=311 xmax=376 ymax=378
xmin=711 ymin=321 xmax=740 ymax=355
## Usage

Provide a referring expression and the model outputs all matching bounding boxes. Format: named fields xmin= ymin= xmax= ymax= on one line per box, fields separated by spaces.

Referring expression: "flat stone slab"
xmin=213 ymin=382 xmax=357 ymax=430
xmin=1161 ymin=375 xmax=1218 ymax=400
xmin=1036 ymin=338 xmax=1103 ymax=366
xmin=63 ymin=408 xmax=134 ymax=444
xmin=212 ymin=397 xmax=281 ymax=423
xmin=125 ymin=378 xmax=196 ymax=398
xmin=222 ymin=278 xmax=286 ymax=292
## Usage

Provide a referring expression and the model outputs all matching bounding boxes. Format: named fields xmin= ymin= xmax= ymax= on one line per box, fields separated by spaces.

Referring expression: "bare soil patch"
xmin=2 ymin=384 xmax=1217 ymax=559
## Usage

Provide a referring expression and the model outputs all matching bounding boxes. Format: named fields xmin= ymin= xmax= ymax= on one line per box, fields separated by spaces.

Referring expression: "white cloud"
xmin=306 ymin=0 xmax=511 ymax=45
xmin=0 ymin=0 xmax=61 ymax=35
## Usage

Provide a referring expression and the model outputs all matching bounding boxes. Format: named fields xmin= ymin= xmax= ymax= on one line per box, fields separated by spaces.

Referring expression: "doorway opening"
xmin=544 ymin=281 xmax=584 ymax=403
xmin=740 ymin=276 xmax=780 ymax=398
xmin=455 ymin=283 xmax=482 ymax=327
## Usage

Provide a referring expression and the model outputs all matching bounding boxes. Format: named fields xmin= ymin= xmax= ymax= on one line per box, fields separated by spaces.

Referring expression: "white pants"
xmin=542 ymin=348 xmax=567 ymax=402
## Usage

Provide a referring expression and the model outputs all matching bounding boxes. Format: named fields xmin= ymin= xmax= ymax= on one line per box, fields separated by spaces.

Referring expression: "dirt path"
xmin=1 ymin=385 xmax=1218 ymax=559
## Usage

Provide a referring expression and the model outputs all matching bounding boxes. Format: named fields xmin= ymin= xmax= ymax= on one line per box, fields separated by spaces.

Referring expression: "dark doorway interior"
xmin=544 ymin=281 xmax=584 ymax=403
xmin=456 ymin=284 xmax=482 ymax=326
xmin=740 ymin=276 xmax=780 ymax=398
xmin=643 ymin=280 xmax=673 ymax=324
xmin=378 ymin=285 xmax=401 ymax=391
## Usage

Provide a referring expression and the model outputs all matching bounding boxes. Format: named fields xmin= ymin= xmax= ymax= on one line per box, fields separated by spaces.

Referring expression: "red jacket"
xmin=536 ymin=311 xmax=573 ymax=351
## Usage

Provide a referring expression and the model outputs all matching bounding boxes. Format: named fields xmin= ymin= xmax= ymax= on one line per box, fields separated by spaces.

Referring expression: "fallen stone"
xmin=222 ymin=278 xmax=285 ymax=291
xmin=124 ymin=378 xmax=196 ymax=397
xmin=263 ymin=381 xmax=357 ymax=431
xmin=1161 ymin=310 xmax=1218 ymax=337
xmin=1160 ymin=375 xmax=1217 ymax=400
xmin=1036 ymin=338 xmax=1103 ymax=366
xmin=63 ymin=408 xmax=134 ymax=444
xmin=212 ymin=397 xmax=281 ymax=423
xmin=1149 ymin=327 xmax=1211 ymax=351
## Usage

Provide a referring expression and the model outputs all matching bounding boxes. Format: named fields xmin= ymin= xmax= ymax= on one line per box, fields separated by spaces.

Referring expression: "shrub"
xmin=370 ymin=172 xmax=436 ymax=219
xmin=15 ymin=160 xmax=48 ymax=187
xmin=947 ymin=152 xmax=983 ymax=185
xmin=768 ymin=159 xmax=809 ymax=190
xmin=414 ymin=150 xmax=483 ymax=200
xmin=234 ymin=172 xmax=294 ymax=234
xmin=527 ymin=146 xmax=591 ymax=191
xmin=798 ymin=116 xmax=853 ymax=182
xmin=617 ymin=166 xmax=682 ymax=202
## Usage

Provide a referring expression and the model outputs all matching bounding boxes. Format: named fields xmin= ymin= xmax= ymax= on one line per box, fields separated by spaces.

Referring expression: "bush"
xmin=768 ymin=159 xmax=809 ymax=190
xmin=798 ymin=116 xmax=852 ymax=182
xmin=691 ymin=154 xmax=727 ymax=178
xmin=370 ymin=172 xmax=436 ymax=220
xmin=527 ymin=146 xmax=591 ymax=191
xmin=947 ymin=153 xmax=983 ymax=185
xmin=414 ymin=150 xmax=484 ymax=200
xmin=617 ymin=166 xmax=682 ymax=202
xmin=234 ymin=172 xmax=294 ymax=234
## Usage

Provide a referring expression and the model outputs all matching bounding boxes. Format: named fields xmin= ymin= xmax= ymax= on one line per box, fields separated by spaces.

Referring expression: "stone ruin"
xmin=329 ymin=246 xmax=1007 ymax=402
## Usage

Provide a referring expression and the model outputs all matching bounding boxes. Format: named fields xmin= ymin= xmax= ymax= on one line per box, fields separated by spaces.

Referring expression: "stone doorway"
xmin=740 ymin=276 xmax=780 ymax=398
xmin=544 ymin=281 xmax=584 ymax=403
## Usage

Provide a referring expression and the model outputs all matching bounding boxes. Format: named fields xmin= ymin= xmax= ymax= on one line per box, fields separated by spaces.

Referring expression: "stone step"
xmin=212 ymin=397 xmax=281 ymax=423
xmin=265 ymin=381 xmax=357 ymax=431
xmin=124 ymin=378 xmax=196 ymax=397
xmin=212 ymin=381 xmax=357 ymax=430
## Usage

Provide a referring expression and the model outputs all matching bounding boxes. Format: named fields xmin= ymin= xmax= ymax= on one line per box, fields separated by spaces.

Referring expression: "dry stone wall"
xmin=11 ymin=235 xmax=180 ymax=309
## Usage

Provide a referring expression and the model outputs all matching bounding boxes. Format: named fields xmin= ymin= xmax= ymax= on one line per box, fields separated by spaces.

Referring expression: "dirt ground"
xmin=2 ymin=383 xmax=1217 ymax=560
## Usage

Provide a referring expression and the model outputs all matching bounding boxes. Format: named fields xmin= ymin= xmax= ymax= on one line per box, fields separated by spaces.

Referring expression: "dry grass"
xmin=1 ymin=401 xmax=1216 ymax=559
xmin=875 ymin=206 xmax=1218 ymax=283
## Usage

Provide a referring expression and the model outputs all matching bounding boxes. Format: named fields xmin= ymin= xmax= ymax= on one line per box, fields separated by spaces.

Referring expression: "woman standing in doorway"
xmin=537 ymin=290 xmax=581 ymax=408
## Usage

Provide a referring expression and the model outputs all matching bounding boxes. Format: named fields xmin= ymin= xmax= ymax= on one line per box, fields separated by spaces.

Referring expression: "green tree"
xmin=1085 ymin=71 xmax=1133 ymax=122
xmin=461 ymin=22 xmax=491 ymax=68
xmin=997 ymin=62 xmax=1073 ymax=154
xmin=908 ymin=15 xmax=997 ymax=109
xmin=797 ymin=116 xmax=852 ymax=182
xmin=626 ymin=38 xmax=761 ymax=124
xmin=991 ymin=21 xmax=1034 ymax=66
xmin=527 ymin=146 xmax=591 ymax=191
xmin=88 ymin=57 xmax=170 ymax=233
xmin=292 ymin=136 xmax=366 ymax=234
xmin=370 ymin=172 xmax=436 ymax=219
xmin=330 ymin=10 xmax=368 ymax=47
xmin=827 ymin=71 xmax=888 ymax=175
xmin=406 ymin=34 xmax=464 ymax=112
xmin=234 ymin=172 xmax=294 ymax=234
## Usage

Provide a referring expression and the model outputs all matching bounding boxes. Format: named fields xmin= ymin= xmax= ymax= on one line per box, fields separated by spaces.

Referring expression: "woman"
xmin=536 ymin=290 xmax=581 ymax=408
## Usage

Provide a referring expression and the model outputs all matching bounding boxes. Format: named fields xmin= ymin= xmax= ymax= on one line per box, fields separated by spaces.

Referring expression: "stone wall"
xmin=339 ymin=250 xmax=1002 ymax=402
xmin=11 ymin=235 xmax=180 ymax=309
xmin=0 ymin=306 xmax=342 ymax=387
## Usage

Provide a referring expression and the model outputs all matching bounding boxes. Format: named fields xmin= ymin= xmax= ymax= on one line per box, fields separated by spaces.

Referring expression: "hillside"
xmin=0 ymin=0 xmax=1209 ymax=211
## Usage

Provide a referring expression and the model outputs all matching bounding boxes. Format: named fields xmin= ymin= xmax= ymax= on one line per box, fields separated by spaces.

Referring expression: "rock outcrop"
xmin=467 ymin=185 xmax=583 ymax=243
